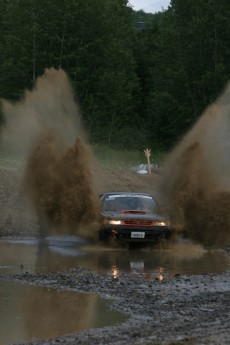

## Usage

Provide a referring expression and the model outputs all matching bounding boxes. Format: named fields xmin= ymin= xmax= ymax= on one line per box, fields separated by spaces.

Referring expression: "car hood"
xmin=100 ymin=210 xmax=167 ymax=221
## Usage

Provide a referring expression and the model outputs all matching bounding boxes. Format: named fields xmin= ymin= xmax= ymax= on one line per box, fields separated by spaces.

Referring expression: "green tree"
xmin=0 ymin=0 xmax=141 ymax=148
xmin=135 ymin=0 xmax=230 ymax=149
xmin=0 ymin=0 xmax=41 ymax=98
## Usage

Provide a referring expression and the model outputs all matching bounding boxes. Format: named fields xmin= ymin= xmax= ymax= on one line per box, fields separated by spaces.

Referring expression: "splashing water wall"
xmin=159 ymin=83 xmax=230 ymax=248
xmin=1 ymin=68 xmax=99 ymax=239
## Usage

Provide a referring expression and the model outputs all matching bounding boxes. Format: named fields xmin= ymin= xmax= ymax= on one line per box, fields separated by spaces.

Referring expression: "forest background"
xmin=0 ymin=0 xmax=230 ymax=155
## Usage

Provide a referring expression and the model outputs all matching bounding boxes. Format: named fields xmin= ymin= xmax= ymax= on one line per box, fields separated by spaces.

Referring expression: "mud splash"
xmin=159 ymin=84 xmax=230 ymax=247
xmin=1 ymin=68 xmax=99 ymax=239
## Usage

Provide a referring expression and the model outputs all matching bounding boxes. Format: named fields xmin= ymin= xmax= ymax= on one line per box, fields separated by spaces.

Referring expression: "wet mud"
xmin=24 ymin=134 xmax=100 ymax=239
xmin=160 ymin=84 xmax=230 ymax=247
xmin=1 ymin=68 xmax=100 ymax=240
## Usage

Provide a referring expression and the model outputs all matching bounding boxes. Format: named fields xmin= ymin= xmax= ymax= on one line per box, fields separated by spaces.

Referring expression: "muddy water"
xmin=0 ymin=236 xmax=229 ymax=278
xmin=0 ymin=280 xmax=126 ymax=345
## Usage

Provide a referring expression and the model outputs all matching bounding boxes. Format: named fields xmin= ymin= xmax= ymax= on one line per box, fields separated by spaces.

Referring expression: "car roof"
xmin=100 ymin=192 xmax=154 ymax=198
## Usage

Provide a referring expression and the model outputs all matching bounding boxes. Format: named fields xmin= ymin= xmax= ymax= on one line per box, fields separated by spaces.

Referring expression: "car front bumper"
xmin=99 ymin=226 xmax=171 ymax=243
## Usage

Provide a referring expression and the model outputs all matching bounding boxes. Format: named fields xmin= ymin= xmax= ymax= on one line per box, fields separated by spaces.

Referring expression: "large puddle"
xmin=0 ymin=280 xmax=126 ymax=345
xmin=0 ymin=236 xmax=229 ymax=344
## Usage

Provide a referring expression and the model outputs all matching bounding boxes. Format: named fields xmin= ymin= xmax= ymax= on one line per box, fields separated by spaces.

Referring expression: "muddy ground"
xmin=1 ymin=166 xmax=230 ymax=345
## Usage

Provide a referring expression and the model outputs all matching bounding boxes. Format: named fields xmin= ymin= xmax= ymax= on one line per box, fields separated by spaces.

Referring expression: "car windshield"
xmin=102 ymin=194 xmax=157 ymax=212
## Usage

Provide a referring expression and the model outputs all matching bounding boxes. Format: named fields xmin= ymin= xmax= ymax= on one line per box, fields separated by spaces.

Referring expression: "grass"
xmin=0 ymin=150 xmax=25 ymax=168
xmin=0 ymin=144 xmax=166 ymax=169
xmin=92 ymin=144 xmax=165 ymax=169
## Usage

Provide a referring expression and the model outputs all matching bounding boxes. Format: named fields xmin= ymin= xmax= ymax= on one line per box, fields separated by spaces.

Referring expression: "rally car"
xmin=99 ymin=192 xmax=171 ymax=244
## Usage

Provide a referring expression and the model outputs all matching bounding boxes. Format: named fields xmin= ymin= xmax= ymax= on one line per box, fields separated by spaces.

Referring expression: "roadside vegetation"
xmin=92 ymin=144 xmax=165 ymax=169
xmin=0 ymin=151 xmax=25 ymax=168
xmin=0 ymin=143 xmax=165 ymax=170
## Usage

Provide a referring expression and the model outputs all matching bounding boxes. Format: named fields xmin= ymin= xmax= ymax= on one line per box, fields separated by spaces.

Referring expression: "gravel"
xmin=1 ymin=262 xmax=230 ymax=345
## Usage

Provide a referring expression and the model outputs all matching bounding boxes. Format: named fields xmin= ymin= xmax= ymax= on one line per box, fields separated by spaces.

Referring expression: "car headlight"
xmin=103 ymin=219 xmax=122 ymax=225
xmin=154 ymin=220 xmax=169 ymax=226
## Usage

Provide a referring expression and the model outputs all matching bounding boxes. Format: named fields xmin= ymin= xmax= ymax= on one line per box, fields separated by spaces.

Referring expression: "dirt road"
xmin=1 ymin=166 xmax=230 ymax=345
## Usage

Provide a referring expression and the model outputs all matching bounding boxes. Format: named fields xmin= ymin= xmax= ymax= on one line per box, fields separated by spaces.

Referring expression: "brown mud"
xmin=24 ymin=134 xmax=100 ymax=239
xmin=159 ymin=84 xmax=230 ymax=248
xmin=0 ymin=69 xmax=99 ymax=239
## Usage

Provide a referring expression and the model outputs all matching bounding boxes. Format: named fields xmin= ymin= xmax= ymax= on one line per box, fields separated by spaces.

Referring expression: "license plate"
xmin=131 ymin=232 xmax=145 ymax=238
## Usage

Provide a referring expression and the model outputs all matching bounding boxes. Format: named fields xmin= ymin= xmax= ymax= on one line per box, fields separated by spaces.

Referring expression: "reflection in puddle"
xmin=157 ymin=267 xmax=164 ymax=281
xmin=0 ymin=280 xmax=126 ymax=345
xmin=0 ymin=236 xmax=229 ymax=278
xmin=112 ymin=265 xmax=119 ymax=279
